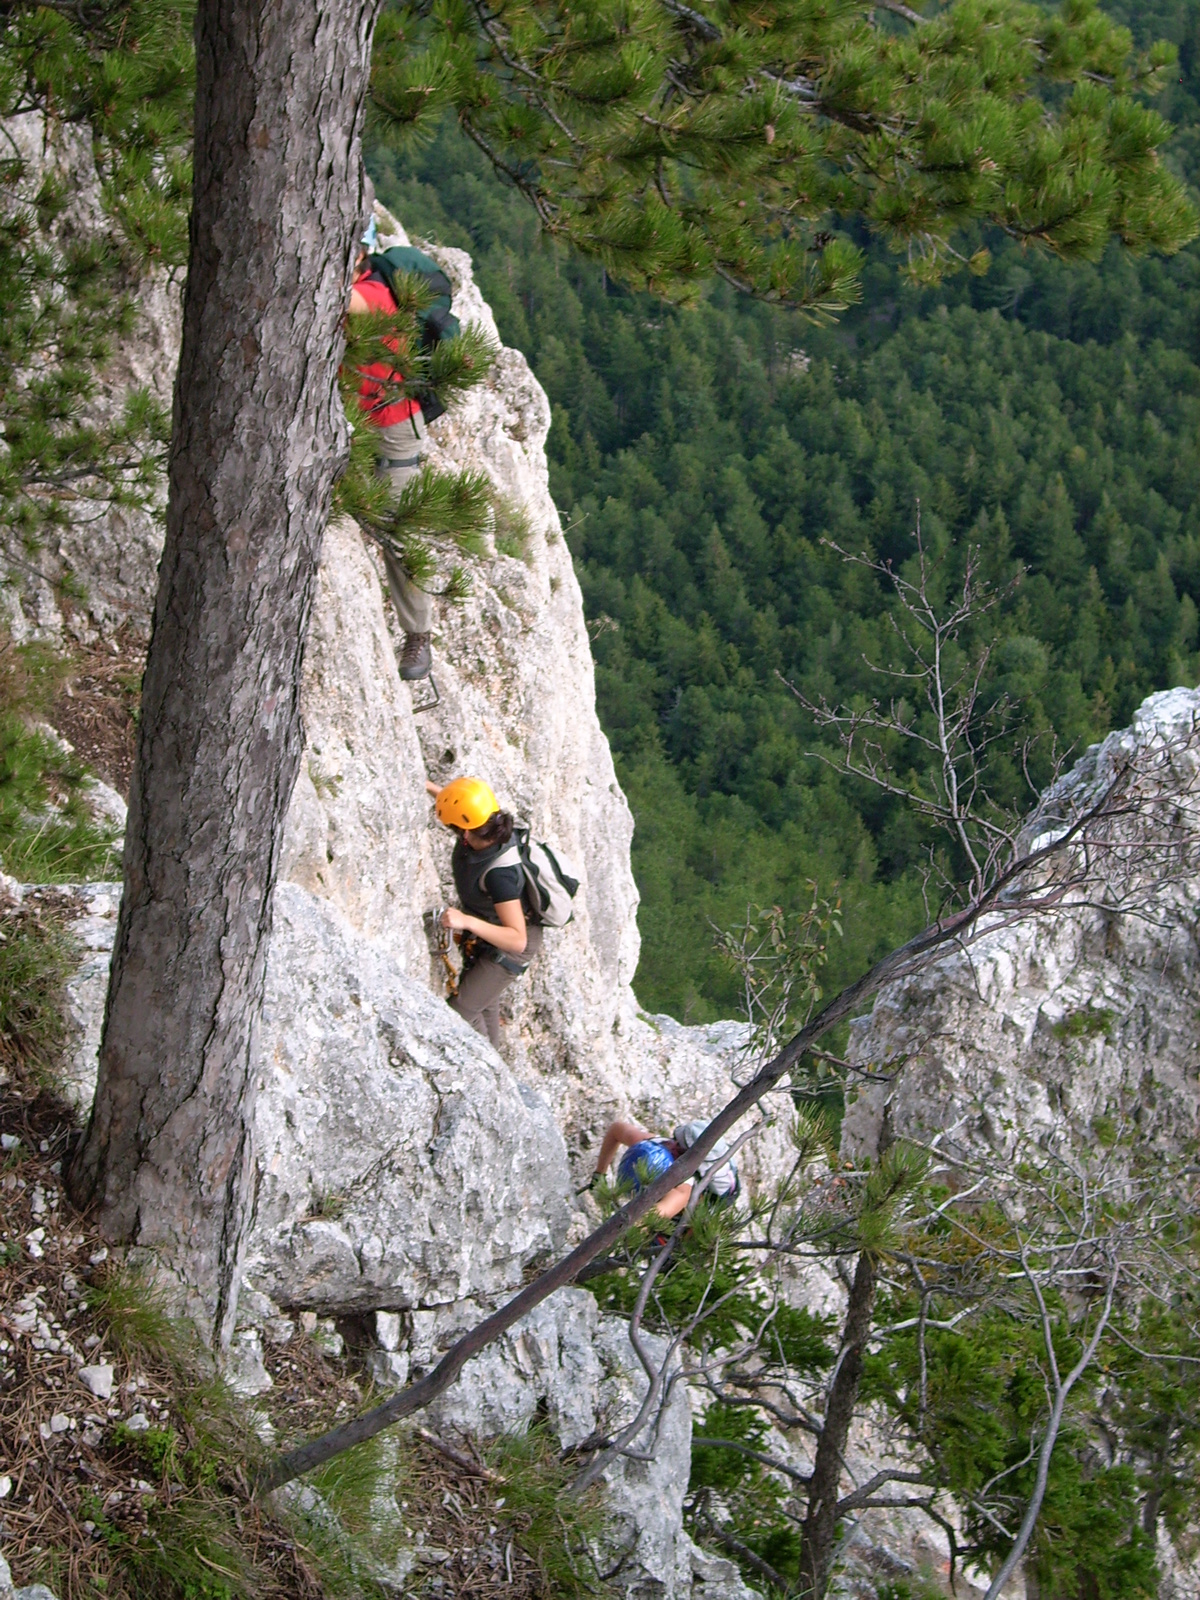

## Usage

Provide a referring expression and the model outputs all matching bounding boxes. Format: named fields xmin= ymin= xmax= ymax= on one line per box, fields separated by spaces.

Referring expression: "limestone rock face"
xmin=245 ymin=883 xmax=573 ymax=1311
xmin=25 ymin=192 xmax=793 ymax=1599
xmin=30 ymin=188 xmax=794 ymax=1204
xmin=279 ymin=515 xmax=436 ymax=977
xmin=843 ymin=687 xmax=1200 ymax=1165
xmin=54 ymin=878 xmax=576 ymax=1312
xmin=329 ymin=216 xmax=795 ymax=1199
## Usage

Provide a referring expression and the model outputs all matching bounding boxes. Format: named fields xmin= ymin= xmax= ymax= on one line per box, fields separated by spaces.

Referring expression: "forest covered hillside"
xmin=369 ymin=0 xmax=1200 ymax=1023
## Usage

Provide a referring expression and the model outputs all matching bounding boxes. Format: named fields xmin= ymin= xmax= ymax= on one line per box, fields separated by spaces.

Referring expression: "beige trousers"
xmin=377 ymin=412 xmax=432 ymax=634
xmin=450 ymin=925 xmax=544 ymax=1048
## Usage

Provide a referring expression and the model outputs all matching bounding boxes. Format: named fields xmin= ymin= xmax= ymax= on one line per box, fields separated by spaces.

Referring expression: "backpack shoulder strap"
xmin=479 ymin=842 xmax=522 ymax=897
xmin=510 ymin=826 xmax=550 ymax=918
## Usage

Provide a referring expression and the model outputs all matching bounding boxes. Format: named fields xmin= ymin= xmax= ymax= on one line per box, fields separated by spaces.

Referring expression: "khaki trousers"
xmin=377 ymin=412 xmax=432 ymax=634
xmin=450 ymin=924 xmax=544 ymax=1048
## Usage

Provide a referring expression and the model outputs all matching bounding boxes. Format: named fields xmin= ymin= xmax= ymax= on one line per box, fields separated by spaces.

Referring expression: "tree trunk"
xmin=800 ymin=1251 xmax=878 ymax=1598
xmin=67 ymin=0 xmax=382 ymax=1346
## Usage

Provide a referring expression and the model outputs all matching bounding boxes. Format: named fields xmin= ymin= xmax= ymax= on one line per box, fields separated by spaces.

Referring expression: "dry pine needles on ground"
xmin=1 ymin=1060 xmax=337 ymax=1600
xmin=48 ymin=638 xmax=143 ymax=799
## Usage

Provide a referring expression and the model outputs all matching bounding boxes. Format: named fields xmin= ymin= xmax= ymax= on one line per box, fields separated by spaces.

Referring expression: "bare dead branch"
xmin=983 ymin=1254 xmax=1120 ymax=1600
xmin=835 ymin=1467 xmax=936 ymax=1515
xmin=691 ymin=1437 xmax=813 ymax=1485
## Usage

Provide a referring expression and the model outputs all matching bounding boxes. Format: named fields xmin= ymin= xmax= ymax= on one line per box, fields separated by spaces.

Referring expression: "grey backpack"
xmin=513 ymin=827 xmax=581 ymax=927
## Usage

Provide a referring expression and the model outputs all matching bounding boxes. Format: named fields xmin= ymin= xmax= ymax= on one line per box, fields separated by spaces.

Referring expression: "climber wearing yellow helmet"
xmin=426 ymin=776 xmax=542 ymax=1047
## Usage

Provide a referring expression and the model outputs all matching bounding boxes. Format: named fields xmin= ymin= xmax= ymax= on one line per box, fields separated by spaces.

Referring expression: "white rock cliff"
xmin=843 ymin=687 xmax=1200 ymax=1168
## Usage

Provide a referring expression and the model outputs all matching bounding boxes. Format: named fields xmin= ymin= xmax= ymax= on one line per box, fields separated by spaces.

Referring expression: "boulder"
xmin=244 ymin=883 xmax=575 ymax=1312
xmin=0 ymin=1551 xmax=61 ymax=1600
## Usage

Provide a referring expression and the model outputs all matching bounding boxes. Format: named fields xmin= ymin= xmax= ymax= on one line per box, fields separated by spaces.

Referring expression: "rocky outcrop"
xmin=247 ymin=882 xmax=574 ymax=1312
xmin=276 ymin=213 xmax=794 ymax=1201
xmin=16 ymin=149 xmax=1200 ymax=1592
xmin=45 ymin=202 xmax=794 ymax=1259
xmin=21 ymin=195 xmax=796 ymax=1596
xmin=843 ymin=687 xmax=1200 ymax=1166
xmin=836 ymin=687 xmax=1200 ymax=1598
xmin=32 ymin=170 xmax=1200 ymax=1593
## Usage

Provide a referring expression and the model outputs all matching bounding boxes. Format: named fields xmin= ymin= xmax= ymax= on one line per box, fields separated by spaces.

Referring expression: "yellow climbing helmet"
xmin=435 ymin=775 xmax=500 ymax=831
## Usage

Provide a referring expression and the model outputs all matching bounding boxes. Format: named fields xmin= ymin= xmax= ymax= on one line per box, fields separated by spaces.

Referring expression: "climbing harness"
xmin=437 ymin=917 xmax=459 ymax=997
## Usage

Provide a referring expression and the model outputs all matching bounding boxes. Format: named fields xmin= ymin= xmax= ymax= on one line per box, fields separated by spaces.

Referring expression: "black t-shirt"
xmin=452 ymin=839 xmax=524 ymax=923
xmin=482 ymin=863 xmax=523 ymax=902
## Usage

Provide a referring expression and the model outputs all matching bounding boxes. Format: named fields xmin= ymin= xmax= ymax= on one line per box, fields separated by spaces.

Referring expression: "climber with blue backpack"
xmin=428 ymin=775 xmax=580 ymax=1048
xmin=349 ymin=215 xmax=461 ymax=684
xmin=588 ymin=1118 xmax=741 ymax=1219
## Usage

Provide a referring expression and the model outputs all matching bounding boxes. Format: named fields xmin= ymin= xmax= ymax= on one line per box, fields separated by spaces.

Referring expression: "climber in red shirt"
xmin=348 ymin=217 xmax=434 ymax=682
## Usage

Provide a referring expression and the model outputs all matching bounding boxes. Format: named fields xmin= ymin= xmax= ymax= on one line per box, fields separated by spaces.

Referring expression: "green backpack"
xmin=367 ymin=246 xmax=461 ymax=423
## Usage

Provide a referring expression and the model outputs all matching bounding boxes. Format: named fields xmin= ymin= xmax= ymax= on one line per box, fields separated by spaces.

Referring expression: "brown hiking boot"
xmin=399 ymin=631 xmax=433 ymax=681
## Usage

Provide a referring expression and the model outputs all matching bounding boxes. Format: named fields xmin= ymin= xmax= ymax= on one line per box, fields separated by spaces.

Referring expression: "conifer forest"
xmin=372 ymin=0 xmax=1200 ymax=1021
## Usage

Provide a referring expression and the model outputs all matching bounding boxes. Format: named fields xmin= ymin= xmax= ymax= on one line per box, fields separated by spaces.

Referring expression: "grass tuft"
xmin=1052 ymin=1006 xmax=1114 ymax=1042
xmin=309 ymin=1434 xmax=389 ymax=1538
xmin=0 ymin=628 xmax=120 ymax=882
xmin=0 ymin=896 xmax=78 ymax=1079
xmin=118 ymin=1499 xmax=256 ymax=1599
xmin=85 ymin=1265 xmax=194 ymax=1364
xmin=492 ymin=493 xmax=536 ymax=562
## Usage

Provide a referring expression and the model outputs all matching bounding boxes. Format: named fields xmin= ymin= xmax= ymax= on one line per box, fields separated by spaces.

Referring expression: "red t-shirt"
xmin=352 ymin=273 xmax=421 ymax=429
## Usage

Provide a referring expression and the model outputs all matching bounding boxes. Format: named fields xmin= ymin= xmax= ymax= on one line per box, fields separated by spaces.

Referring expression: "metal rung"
xmin=410 ymin=673 xmax=440 ymax=714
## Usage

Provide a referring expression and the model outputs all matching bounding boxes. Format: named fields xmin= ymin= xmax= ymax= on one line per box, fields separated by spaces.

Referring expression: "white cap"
xmin=673 ymin=1120 xmax=738 ymax=1198
xmin=673 ymin=1119 xmax=731 ymax=1159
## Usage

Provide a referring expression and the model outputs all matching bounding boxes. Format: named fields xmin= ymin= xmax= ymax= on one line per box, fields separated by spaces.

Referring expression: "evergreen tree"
xmin=371 ymin=0 xmax=1197 ymax=313
xmin=0 ymin=2 xmax=193 ymax=556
